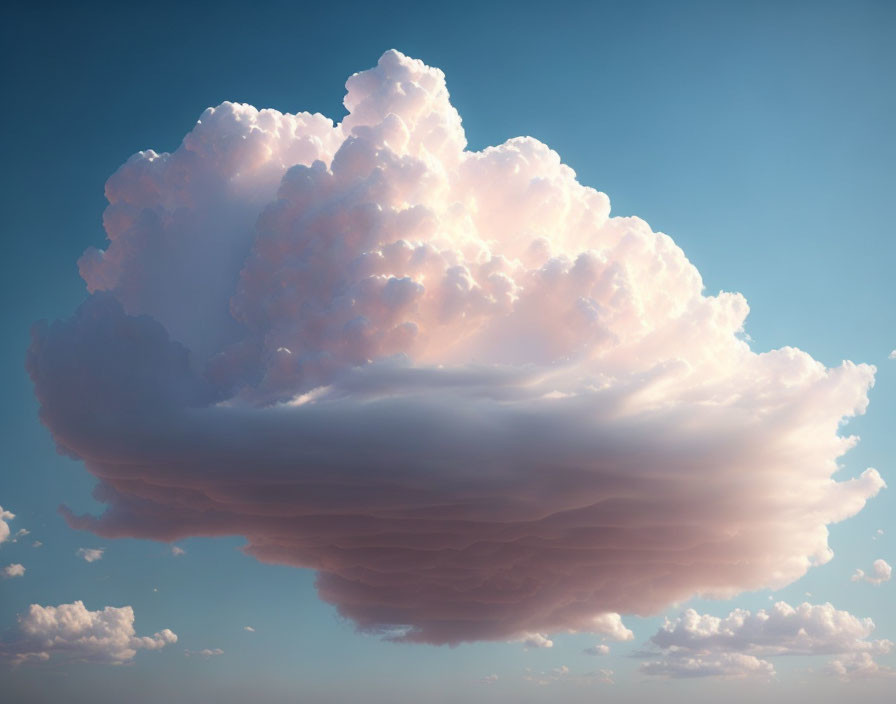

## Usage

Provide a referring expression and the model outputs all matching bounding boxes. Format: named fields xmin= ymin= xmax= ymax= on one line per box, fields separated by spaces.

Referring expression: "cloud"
xmin=826 ymin=652 xmax=896 ymax=681
xmin=76 ymin=547 xmax=104 ymax=563
xmin=170 ymin=545 xmax=185 ymax=556
xmin=2 ymin=563 xmax=25 ymax=578
xmin=0 ymin=601 xmax=176 ymax=665
xmin=520 ymin=633 xmax=553 ymax=649
xmin=0 ymin=505 xmax=15 ymax=545
xmin=524 ymin=664 xmax=613 ymax=686
xmin=640 ymin=601 xmax=892 ymax=679
xmin=641 ymin=652 xmax=775 ymax=679
xmin=851 ymin=559 xmax=892 ymax=585
xmin=243 ymin=626 xmax=255 ymax=632
xmin=584 ymin=644 xmax=610 ymax=655
xmin=27 ymin=50 xmax=885 ymax=646
xmin=185 ymin=648 xmax=223 ymax=657
xmin=479 ymin=674 xmax=498 ymax=685
xmin=888 ymin=350 xmax=895 ymax=360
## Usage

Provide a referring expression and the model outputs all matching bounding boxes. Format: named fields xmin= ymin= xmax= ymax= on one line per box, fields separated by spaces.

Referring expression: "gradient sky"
xmin=1 ymin=1 xmax=894 ymax=702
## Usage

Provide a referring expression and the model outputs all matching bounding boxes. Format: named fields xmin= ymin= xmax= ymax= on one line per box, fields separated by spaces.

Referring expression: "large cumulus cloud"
xmin=28 ymin=50 xmax=884 ymax=645
xmin=640 ymin=601 xmax=893 ymax=679
xmin=0 ymin=601 xmax=176 ymax=665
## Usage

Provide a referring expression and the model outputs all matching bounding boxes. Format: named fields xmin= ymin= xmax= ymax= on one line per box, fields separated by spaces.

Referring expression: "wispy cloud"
xmin=76 ymin=547 xmax=104 ymax=563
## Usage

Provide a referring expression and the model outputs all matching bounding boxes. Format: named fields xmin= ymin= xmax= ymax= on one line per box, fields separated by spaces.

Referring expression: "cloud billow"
xmin=27 ymin=51 xmax=884 ymax=645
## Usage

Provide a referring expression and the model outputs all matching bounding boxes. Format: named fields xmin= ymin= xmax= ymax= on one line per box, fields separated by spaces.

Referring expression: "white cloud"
xmin=641 ymin=652 xmax=775 ymax=679
xmin=851 ymin=559 xmax=892 ymax=585
xmin=2 ymin=563 xmax=25 ymax=578
xmin=0 ymin=505 xmax=15 ymax=545
xmin=32 ymin=541 xmax=42 ymax=548
xmin=888 ymin=350 xmax=895 ymax=360
xmin=243 ymin=626 xmax=255 ymax=632
xmin=479 ymin=674 xmax=498 ymax=685
xmin=584 ymin=644 xmax=610 ymax=656
xmin=524 ymin=664 xmax=613 ymax=686
xmin=641 ymin=601 xmax=892 ymax=679
xmin=826 ymin=652 xmax=896 ymax=681
xmin=27 ymin=49 xmax=887 ymax=646
xmin=185 ymin=648 xmax=223 ymax=657
xmin=524 ymin=665 xmax=569 ymax=686
xmin=0 ymin=601 xmax=176 ymax=664
xmin=591 ymin=613 xmax=634 ymax=641
xmin=520 ymin=633 xmax=553 ymax=649
xmin=76 ymin=547 xmax=105 ymax=563
xmin=170 ymin=546 xmax=185 ymax=556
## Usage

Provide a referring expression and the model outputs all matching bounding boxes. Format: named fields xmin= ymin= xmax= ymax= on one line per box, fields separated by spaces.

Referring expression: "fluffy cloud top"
xmin=27 ymin=50 xmax=884 ymax=645
xmin=641 ymin=601 xmax=892 ymax=678
xmin=0 ymin=601 xmax=176 ymax=665
xmin=851 ymin=559 xmax=892 ymax=585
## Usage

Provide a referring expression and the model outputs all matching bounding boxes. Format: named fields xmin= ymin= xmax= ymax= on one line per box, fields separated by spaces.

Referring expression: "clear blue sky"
xmin=1 ymin=1 xmax=894 ymax=701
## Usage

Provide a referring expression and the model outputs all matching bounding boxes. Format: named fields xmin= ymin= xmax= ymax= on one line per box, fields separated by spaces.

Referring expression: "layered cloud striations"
xmin=27 ymin=50 xmax=884 ymax=645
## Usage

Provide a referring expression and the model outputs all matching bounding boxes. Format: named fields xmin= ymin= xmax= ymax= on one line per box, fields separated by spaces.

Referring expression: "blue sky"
xmin=1 ymin=1 xmax=894 ymax=701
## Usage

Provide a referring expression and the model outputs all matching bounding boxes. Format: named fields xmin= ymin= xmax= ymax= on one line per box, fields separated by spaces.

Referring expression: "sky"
xmin=1 ymin=1 xmax=894 ymax=702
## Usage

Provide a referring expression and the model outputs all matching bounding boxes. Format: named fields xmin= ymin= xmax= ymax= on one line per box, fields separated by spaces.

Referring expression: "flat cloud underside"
xmin=27 ymin=50 xmax=884 ymax=645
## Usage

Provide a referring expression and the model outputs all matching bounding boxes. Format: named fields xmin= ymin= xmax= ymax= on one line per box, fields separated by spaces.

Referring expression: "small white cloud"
xmin=888 ymin=350 xmax=896 ymax=360
xmin=11 ymin=528 xmax=29 ymax=543
xmin=0 ymin=601 xmax=176 ymax=664
xmin=2 ymin=563 xmax=25 ymax=578
xmin=584 ymin=644 xmax=610 ymax=656
xmin=641 ymin=652 xmax=775 ymax=679
xmin=77 ymin=547 xmax=105 ymax=563
xmin=591 ymin=613 xmax=634 ymax=641
xmin=851 ymin=559 xmax=892 ymax=585
xmin=519 ymin=632 xmax=553 ymax=649
xmin=170 ymin=546 xmax=185 ymax=556
xmin=480 ymin=674 xmax=498 ymax=685
xmin=185 ymin=648 xmax=223 ymax=658
xmin=826 ymin=652 xmax=896 ymax=681
xmin=31 ymin=540 xmax=42 ymax=548
xmin=243 ymin=626 xmax=255 ymax=632
xmin=524 ymin=665 xmax=611 ymax=686
xmin=0 ymin=505 xmax=16 ymax=545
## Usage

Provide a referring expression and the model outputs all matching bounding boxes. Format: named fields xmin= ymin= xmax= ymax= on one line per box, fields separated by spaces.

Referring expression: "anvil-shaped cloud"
xmin=27 ymin=50 xmax=884 ymax=645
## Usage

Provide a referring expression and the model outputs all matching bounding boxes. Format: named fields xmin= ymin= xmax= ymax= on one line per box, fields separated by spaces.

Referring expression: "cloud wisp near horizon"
xmin=25 ymin=50 xmax=885 ymax=648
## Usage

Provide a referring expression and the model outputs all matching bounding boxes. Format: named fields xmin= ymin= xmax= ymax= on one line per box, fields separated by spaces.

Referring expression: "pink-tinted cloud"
xmin=27 ymin=51 xmax=885 ymax=646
